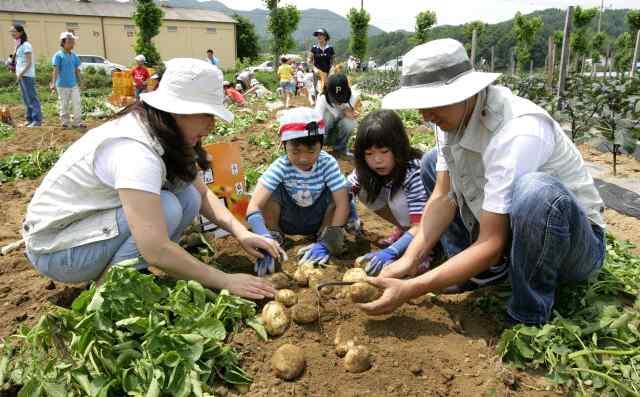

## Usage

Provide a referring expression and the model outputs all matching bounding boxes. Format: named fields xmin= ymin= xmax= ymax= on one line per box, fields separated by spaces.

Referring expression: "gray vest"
xmin=22 ymin=113 xmax=167 ymax=253
xmin=440 ymin=86 xmax=605 ymax=234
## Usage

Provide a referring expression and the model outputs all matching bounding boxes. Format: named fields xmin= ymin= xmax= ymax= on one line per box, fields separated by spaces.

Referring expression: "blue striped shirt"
xmin=259 ymin=151 xmax=347 ymax=207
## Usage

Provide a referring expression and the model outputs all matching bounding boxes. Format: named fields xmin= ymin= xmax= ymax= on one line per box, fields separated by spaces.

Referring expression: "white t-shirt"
xmin=94 ymin=138 xmax=163 ymax=194
xmin=435 ymin=114 xmax=555 ymax=215
xmin=315 ymin=93 xmax=359 ymax=119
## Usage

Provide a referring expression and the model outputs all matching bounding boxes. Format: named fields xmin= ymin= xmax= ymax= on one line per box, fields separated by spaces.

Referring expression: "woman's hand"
xmin=379 ymin=256 xmax=419 ymax=279
xmin=343 ymin=108 xmax=359 ymax=119
xmin=237 ymin=230 xmax=286 ymax=261
xmin=358 ymin=276 xmax=414 ymax=315
xmin=221 ymin=273 xmax=276 ymax=299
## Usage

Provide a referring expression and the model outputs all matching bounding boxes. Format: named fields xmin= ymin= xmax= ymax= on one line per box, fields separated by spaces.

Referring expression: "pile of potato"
xmin=262 ymin=265 xmax=379 ymax=380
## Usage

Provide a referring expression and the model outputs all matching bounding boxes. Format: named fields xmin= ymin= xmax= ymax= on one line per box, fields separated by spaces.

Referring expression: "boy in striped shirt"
xmin=246 ymin=107 xmax=351 ymax=276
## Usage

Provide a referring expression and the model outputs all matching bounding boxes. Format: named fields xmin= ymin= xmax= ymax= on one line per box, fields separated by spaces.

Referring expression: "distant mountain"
xmin=150 ymin=0 xmax=385 ymax=42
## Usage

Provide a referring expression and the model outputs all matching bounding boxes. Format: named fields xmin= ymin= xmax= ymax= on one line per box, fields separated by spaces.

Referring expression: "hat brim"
xmin=139 ymin=91 xmax=234 ymax=123
xmin=382 ymin=71 xmax=501 ymax=110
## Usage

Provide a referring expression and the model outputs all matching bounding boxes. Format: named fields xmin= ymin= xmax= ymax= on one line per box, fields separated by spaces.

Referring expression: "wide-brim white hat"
xmin=140 ymin=58 xmax=233 ymax=123
xmin=382 ymin=39 xmax=501 ymax=110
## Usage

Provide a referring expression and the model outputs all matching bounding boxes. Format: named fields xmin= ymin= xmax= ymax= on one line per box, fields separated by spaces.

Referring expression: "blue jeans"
xmin=270 ymin=184 xmax=332 ymax=236
xmin=420 ymin=149 xmax=606 ymax=324
xmin=323 ymin=110 xmax=356 ymax=153
xmin=18 ymin=76 xmax=42 ymax=124
xmin=26 ymin=185 xmax=202 ymax=284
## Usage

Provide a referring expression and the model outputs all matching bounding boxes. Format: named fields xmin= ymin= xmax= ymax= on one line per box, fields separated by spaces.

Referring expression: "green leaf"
xmin=18 ymin=378 xmax=43 ymax=397
xmin=514 ymin=338 xmax=536 ymax=359
xmin=245 ymin=317 xmax=268 ymax=341
xmin=195 ymin=318 xmax=226 ymax=340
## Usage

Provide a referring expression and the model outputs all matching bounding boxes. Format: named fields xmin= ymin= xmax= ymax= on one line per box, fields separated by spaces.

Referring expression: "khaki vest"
xmin=22 ymin=113 xmax=167 ymax=254
xmin=440 ymin=86 xmax=605 ymax=234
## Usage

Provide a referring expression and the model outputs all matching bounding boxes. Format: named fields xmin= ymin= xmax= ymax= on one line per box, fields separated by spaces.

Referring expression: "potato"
xmin=291 ymin=303 xmax=319 ymax=324
xmin=335 ymin=339 xmax=355 ymax=358
xmin=306 ymin=269 xmax=325 ymax=290
xmin=268 ymin=273 xmax=290 ymax=290
xmin=261 ymin=301 xmax=289 ymax=337
xmin=271 ymin=344 xmax=306 ymax=380
xmin=342 ymin=268 xmax=367 ymax=283
xmin=349 ymin=282 xmax=382 ymax=303
xmin=293 ymin=262 xmax=315 ymax=286
xmin=344 ymin=345 xmax=372 ymax=373
xmin=275 ymin=289 xmax=298 ymax=307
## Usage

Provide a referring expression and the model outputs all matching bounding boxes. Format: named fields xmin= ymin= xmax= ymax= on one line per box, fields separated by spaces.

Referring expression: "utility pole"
xmin=604 ymin=43 xmax=610 ymax=79
xmin=471 ymin=29 xmax=478 ymax=68
xmin=490 ymin=46 xmax=495 ymax=72
xmin=632 ymin=30 xmax=640 ymax=77
xmin=557 ymin=6 xmax=573 ymax=110
xmin=361 ymin=0 xmax=363 ymax=10
xmin=597 ymin=0 xmax=604 ymax=33
xmin=546 ymin=36 xmax=555 ymax=86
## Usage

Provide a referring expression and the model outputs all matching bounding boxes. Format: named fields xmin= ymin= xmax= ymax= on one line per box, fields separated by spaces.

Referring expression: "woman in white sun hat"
xmin=359 ymin=39 xmax=606 ymax=326
xmin=22 ymin=58 xmax=281 ymax=299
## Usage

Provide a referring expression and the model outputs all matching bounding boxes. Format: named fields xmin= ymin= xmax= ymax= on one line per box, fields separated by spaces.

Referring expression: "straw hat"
xmin=140 ymin=58 xmax=233 ymax=122
xmin=382 ymin=39 xmax=500 ymax=110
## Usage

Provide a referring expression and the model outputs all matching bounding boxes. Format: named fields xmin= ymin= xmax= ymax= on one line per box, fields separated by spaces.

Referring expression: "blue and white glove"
xmin=297 ymin=242 xmax=331 ymax=266
xmin=357 ymin=231 xmax=414 ymax=275
xmin=246 ymin=211 xmax=276 ymax=277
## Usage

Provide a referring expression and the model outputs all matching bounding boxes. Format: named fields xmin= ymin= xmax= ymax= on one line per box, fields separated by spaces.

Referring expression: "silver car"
xmin=78 ymin=55 xmax=126 ymax=74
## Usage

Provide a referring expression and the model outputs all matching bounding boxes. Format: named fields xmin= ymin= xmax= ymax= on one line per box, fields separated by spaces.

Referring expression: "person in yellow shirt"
xmin=277 ymin=56 xmax=295 ymax=108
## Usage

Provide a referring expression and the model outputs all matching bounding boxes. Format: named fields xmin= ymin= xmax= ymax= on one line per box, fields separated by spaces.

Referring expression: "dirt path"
xmin=1 ymin=97 xmax=639 ymax=396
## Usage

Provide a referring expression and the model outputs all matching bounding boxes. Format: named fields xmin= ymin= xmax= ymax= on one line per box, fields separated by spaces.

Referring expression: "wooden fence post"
xmin=490 ymin=46 xmax=495 ymax=72
xmin=557 ymin=6 xmax=574 ymax=110
xmin=631 ymin=29 xmax=640 ymax=78
xmin=471 ymin=29 xmax=478 ymax=68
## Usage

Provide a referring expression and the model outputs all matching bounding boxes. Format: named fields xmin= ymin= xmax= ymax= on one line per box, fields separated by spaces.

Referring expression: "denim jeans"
xmin=26 ymin=185 xmax=202 ymax=284
xmin=323 ymin=110 xmax=356 ymax=153
xmin=420 ymin=149 xmax=606 ymax=324
xmin=18 ymin=76 xmax=42 ymax=124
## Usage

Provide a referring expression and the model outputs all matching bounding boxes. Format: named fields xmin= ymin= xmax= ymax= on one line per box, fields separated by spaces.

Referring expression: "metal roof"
xmin=0 ymin=0 xmax=237 ymax=23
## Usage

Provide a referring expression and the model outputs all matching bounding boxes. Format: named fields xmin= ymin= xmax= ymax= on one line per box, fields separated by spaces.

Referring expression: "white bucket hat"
xmin=59 ymin=31 xmax=77 ymax=41
xmin=382 ymin=39 xmax=501 ymax=110
xmin=278 ymin=107 xmax=325 ymax=142
xmin=140 ymin=58 xmax=233 ymax=122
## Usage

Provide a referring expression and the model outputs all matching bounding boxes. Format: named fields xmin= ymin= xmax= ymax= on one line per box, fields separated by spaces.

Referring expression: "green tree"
xmin=412 ymin=10 xmax=437 ymax=45
xmin=462 ymin=20 xmax=486 ymax=52
xmin=347 ymin=8 xmax=370 ymax=62
xmin=513 ymin=12 xmax=543 ymax=72
xmin=627 ymin=10 xmax=640 ymax=32
xmin=553 ymin=31 xmax=564 ymax=48
xmin=613 ymin=32 xmax=634 ymax=71
xmin=591 ymin=31 xmax=608 ymax=65
xmin=571 ymin=6 xmax=598 ymax=71
xmin=233 ymin=14 xmax=259 ymax=62
xmin=264 ymin=1 xmax=300 ymax=70
xmin=132 ymin=0 xmax=163 ymax=66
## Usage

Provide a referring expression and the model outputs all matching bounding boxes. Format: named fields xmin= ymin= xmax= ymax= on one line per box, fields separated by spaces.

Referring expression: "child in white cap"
xmin=131 ymin=54 xmax=149 ymax=99
xmin=246 ymin=107 xmax=354 ymax=275
xmin=50 ymin=31 xmax=84 ymax=128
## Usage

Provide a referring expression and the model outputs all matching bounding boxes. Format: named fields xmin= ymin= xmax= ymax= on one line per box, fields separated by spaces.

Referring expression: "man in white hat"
xmin=360 ymin=39 xmax=606 ymax=325
xmin=132 ymin=54 xmax=150 ymax=99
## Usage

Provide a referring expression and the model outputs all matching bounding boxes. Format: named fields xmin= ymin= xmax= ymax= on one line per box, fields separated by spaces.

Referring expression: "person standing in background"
xmin=277 ymin=57 xmax=294 ymax=109
xmin=205 ymin=49 xmax=219 ymax=66
xmin=309 ymin=28 xmax=334 ymax=93
xmin=50 ymin=32 xmax=85 ymax=129
xmin=131 ymin=55 xmax=150 ymax=99
xmin=9 ymin=25 xmax=42 ymax=128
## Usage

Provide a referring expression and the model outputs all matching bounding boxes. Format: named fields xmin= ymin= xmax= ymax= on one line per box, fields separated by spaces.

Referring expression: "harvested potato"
xmin=261 ymin=301 xmax=289 ymax=336
xmin=306 ymin=269 xmax=325 ymax=289
xmin=293 ymin=263 xmax=315 ymax=286
xmin=272 ymin=344 xmax=306 ymax=380
xmin=344 ymin=345 xmax=372 ymax=373
xmin=291 ymin=303 xmax=319 ymax=324
xmin=335 ymin=340 xmax=355 ymax=358
xmin=268 ymin=273 xmax=290 ymax=289
xmin=342 ymin=268 xmax=367 ymax=283
xmin=275 ymin=289 xmax=298 ymax=307
xmin=349 ymin=282 xmax=382 ymax=303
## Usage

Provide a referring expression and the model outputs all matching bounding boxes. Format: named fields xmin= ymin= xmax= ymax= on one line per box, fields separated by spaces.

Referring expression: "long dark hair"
xmin=121 ymin=102 xmax=210 ymax=184
xmin=12 ymin=25 xmax=27 ymax=45
xmin=353 ymin=109 xmax=422 ymax=203
xmin=323 ymin=74 xmax=351 ymax=108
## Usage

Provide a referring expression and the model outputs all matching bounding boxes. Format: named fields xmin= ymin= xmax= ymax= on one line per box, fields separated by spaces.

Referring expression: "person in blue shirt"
xmin=246 ymin=107 xmax=354 ymax=276
xmin=205 ymin=49 xmax=219 ymax=66
xmin=9 ymin=25 xmax=42 ymax=128
xmin=50 ymin=32 xmax=85 ymax=129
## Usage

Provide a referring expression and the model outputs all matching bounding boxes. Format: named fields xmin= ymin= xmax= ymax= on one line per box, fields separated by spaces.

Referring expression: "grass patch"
xmin=0 ymin=123 xmax=14 ymax=140
xmin=0 ymin=148 xmax=63 ymax=182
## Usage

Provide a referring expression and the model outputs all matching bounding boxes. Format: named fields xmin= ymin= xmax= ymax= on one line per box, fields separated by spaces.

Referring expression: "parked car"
xmin=376 ymin=57 xmax=403 ymax=71
xmin=247 ymin=61 xmax=274 ymax=73
xmin=78 ymin=55 xmax=126 ymax=74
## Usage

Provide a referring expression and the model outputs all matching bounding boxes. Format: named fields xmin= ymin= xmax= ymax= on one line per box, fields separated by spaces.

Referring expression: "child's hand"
xmin=356 ymin=247 xmax=401 ymax=276
xmin=297 ymin=242 xmax=330 ymax=266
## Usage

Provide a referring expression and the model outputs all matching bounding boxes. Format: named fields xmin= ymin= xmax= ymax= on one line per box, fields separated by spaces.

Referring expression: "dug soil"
xmin=1 ymin=97 xmax=640 ymax=396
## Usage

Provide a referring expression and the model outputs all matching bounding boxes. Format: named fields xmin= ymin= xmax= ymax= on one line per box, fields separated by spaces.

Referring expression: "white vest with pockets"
xmin=22 ymin=113 xmax=167 ymax=254
xmin=440 ymin=86 xmax=605 ymax=236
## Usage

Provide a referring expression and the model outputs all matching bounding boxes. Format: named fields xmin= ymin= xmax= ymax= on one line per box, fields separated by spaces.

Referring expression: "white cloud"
xmin=213 ymin=0 xmax=639 ymax=32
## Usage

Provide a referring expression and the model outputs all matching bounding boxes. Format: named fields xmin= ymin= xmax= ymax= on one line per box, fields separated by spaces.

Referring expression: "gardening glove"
xmin=297 ymin=242 xmax=331 ymax=266
xmin=357 ymin=231 xmax=414 ymax=276
xmin=246 ymin=211 xmax=277 ymax=277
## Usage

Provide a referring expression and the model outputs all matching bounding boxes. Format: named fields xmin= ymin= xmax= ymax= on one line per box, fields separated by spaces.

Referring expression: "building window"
xmin=66 ymin=22 xmax=79 ymax=29
xmin=127 ymin=31 xmax=134 ymax=38
xmin=167 ymin=26 xmax=177 ymax=33
xmin=206 ymin=27 xmax=216 ymax=34
xmin=124 ymin=24 xmax=134 ymax=31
